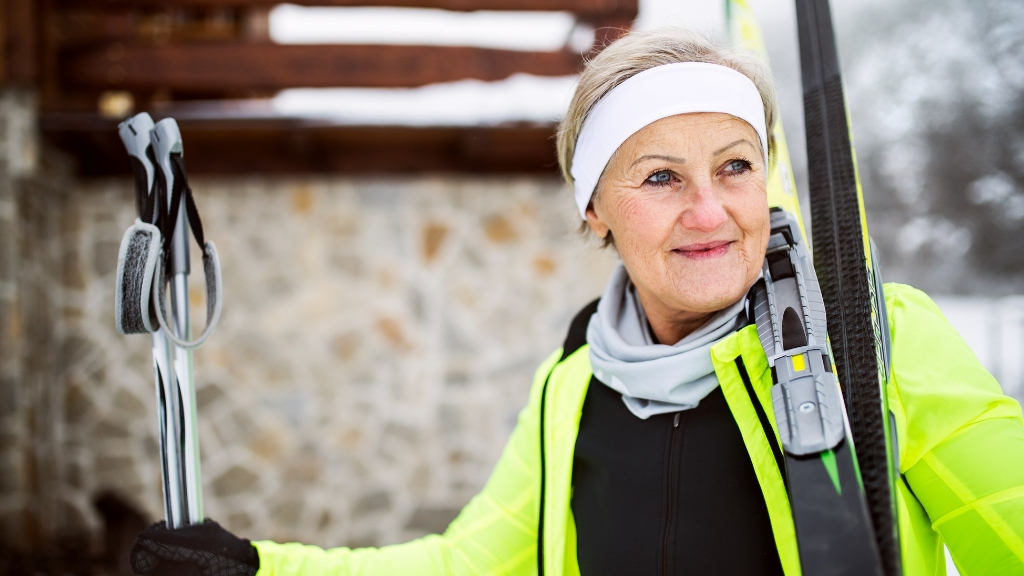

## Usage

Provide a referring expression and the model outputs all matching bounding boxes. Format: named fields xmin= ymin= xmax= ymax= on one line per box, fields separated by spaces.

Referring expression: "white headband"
xmin=570 ymin=62 xmax=768 ymax=219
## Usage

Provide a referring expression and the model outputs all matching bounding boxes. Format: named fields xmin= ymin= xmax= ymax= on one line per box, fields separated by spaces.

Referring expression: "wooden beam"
xmin=54 ymin=0 xmax=638 ymax=19
xmin=40 ymin=113 xmax=561 ymax=175
xmin=2 ymin=0 xmax=39 ymax=84
xmin=63 ymin=43 xmax=585 ymax=92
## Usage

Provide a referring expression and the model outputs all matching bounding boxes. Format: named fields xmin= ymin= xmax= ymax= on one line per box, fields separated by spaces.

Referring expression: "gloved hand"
xmin=129 ymin=519 xmax=259 ymax=576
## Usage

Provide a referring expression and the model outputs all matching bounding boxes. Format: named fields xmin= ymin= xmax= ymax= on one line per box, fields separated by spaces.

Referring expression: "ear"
xmin=585 ymin=201 xmax=611 ymax=240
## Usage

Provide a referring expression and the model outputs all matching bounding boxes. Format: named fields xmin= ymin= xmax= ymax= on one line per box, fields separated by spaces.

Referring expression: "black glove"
xmin=130 ymin=519 xmax=260 ymax=576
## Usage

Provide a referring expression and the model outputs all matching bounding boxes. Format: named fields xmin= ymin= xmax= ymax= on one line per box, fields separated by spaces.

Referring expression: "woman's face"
xmin=586 ymin=112 xmax=770 ymax=336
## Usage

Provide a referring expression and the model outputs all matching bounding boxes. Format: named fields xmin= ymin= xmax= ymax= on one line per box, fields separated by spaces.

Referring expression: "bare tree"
xmin=845 ymin=0 xmax=1024 ymax=294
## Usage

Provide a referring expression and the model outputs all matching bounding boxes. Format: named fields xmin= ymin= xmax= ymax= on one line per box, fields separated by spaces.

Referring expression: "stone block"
xmin=483 ymin=214 xmax=517 ymax=243
xmin=212 ymin=465 xmax=259 ymax=497
xmin=249 ymin=431 xmax=284 ymax=461
xmin=112 ymin=388 xmax=146 ymax=415
xmin=377 ymin=422 xmax=418 ymax=462
xmin=352 ymin=490 xmax=391 ymax=518
xmin=422 ymin=223 xmax=449 ymax=262
xmin=61 ymin=250 xmax=86 ymax=289
xmin=345 ymin=531 xmax=380 ymax=549
xmin=0 ymin=460 xmax=21 ymax=492
xmin=0 ymin=375 xmax=16 ymax=417
xmin=375 ymin=317 xmax=409 ymax=350
xmin=94 ymin=419 xmax=131 ymax=440
xmin=437 ymin=404 xmax=463 ymax=437
xmin=95 ymin=454 xmax=134 ymax=471
xmin=533 ymin=254 xmax=557 ymax=276
xmin=230 ymin=409 xmax=259 ymax=439
xmin=95 ymin=456 xmax=142 ymax=490
xmin=316 ymin=510 xmax=331 ymax=531
xmin=404 ymin=507 xmax=461 ymax=534
xmin=64 ymin=384 xmax=94 ymax=424
xmin=142 ymin=434 xmax=158 ymax=456
xmin=0 ymin=222 xmax=13 ymax=281
xmin=195 ymin=383 xmax=225 ymax=411
xmin=330 ymin=333 xmax=359 ymax=361
xmin=227 ymin=511 xmax=253 ymax=533
xmin=291 ymin=185 xmax=314 ymax=215
xmin=0 ymin=301 xmax=21 ymax=347
xmin=282 ymin=453 xmax=322 ymax=484
xmin=270 ymin=499 xmax=304 ymax=528
xmin=0 ymin=430 xmax=17 ymax=452
xmin=65 ymin=461 xmax=83 ymax=490
xmin=92 ymin=239 xmax=120 ymax=277
xmin=59 ymin=336 xmax=94 ymax=369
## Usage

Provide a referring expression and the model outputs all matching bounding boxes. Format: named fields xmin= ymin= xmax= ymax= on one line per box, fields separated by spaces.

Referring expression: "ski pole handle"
xmin=150 ymin=118 xmax=190 ymax=278
xmin=117 ymin=113 xmax=157 ymax=224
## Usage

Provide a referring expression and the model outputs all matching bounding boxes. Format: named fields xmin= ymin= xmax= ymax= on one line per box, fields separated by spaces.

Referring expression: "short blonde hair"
xmin=556 ymin=27 xmax=778 ymax=199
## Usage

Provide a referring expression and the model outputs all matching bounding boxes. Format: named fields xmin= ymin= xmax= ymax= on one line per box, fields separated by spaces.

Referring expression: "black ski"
xmin=794 ymin=1 xmax=901 ymax=575
xmin=752 ymin=210 xmax=884 ymax=576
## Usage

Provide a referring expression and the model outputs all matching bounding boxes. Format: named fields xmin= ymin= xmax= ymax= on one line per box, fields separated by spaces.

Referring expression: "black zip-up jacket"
xmin=568 ymin=302 xmax=784 ymax=575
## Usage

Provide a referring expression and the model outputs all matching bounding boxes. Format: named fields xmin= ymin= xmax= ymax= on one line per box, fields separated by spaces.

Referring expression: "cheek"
xmin=607 ymin=193 xmax=676 ymax=249
xmin=732 ymin=184 xmax=770 ymax=246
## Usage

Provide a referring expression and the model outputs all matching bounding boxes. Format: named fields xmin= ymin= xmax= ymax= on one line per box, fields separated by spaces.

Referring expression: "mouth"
xmin=672 ymin=240 xmax=734 ymax=260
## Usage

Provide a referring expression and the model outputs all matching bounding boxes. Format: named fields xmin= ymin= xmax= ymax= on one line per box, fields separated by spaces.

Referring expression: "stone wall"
xmin=1 ymin=89 xmax=105 ymax=571
xmin=56 ymin=173 xmax=616 ymax=553
xmin=0 ymin=90 xmax=28 ymax=553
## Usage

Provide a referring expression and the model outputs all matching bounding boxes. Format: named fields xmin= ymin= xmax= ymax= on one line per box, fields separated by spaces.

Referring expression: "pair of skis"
xmin=115 ymin=113 xmax=221 ymax=529
xmin=728 ymin=0 xmax=901 ymax=574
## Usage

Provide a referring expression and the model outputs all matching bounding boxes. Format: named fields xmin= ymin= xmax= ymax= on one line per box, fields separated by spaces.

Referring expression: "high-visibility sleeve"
xmin=252 ymin=348 xmax=560 ymax=576
xmin=885 ymin=284 xmax=1024 ymax=574
xmin=905 ymin=418 xmax=1024 ymax=574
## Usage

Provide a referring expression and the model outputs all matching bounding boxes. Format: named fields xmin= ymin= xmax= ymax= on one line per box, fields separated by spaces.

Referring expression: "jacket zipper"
xmin=662 ymin=412 xmax=683 ymax=576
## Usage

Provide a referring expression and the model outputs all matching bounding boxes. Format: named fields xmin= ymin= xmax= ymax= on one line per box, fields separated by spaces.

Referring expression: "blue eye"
xmin=725 ymin=159 xmax=752 ymax=173
xmin=645 ymin=170 xmax=674 ymax=186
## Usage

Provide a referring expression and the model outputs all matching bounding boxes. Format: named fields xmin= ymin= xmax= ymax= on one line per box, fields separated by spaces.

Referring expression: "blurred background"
xmin=0 ymin=0 xmax=1020 ymax=573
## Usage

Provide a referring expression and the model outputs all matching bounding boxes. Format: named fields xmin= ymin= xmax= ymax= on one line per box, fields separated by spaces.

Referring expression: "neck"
xmin=635 ymin=289 xmax=716 ymax=345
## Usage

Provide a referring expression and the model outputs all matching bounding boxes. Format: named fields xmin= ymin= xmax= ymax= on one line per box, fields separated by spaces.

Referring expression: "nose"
xmin=679 ymin=182 xmax=728 ymax=232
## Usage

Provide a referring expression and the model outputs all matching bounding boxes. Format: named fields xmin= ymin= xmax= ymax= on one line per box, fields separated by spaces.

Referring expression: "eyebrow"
xmin=630 ymin=154 xmax=686 ymax=167
xmin=628 ymin=139 xmax=757 ymax=168
xmin=713 ymin=139 xmax=755 ymax=156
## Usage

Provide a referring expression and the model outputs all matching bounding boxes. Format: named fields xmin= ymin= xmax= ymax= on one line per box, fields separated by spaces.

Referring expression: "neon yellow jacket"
xmin=253 ymin=284 xmax=1024 ymax=575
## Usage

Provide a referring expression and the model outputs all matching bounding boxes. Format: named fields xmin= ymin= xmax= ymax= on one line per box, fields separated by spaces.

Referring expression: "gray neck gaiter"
xmin=586 ymin=264 xmax=746 ymax=419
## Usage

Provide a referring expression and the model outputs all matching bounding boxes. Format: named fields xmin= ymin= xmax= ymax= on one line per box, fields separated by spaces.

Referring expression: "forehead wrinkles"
xmin=638 ymin=115 xmax=755 ymax=153
xmin=621 ymin=122 xmax=757 ymax=174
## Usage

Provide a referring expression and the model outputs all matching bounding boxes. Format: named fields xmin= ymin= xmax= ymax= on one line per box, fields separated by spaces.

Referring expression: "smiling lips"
xmin=674 ymin=240 xmax=733 ymax=260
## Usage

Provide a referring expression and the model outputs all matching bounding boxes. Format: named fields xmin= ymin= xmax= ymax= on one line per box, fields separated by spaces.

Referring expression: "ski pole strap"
xmin=114 ymin=221 xmax=223 ymax=349
xmin=114 ymin=149 xmax=222 ymax=348
xmin=152 ymin=238 xmax=223 ymax=350
xmin=161 ymin=153 xmax=206 ymax=257
xmin=115 ymin=221 xmax=162 ymax=335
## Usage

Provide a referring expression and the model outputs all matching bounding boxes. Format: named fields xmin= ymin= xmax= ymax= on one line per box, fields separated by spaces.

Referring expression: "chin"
xmin=669 ymin=273 xmax=750 ymax=312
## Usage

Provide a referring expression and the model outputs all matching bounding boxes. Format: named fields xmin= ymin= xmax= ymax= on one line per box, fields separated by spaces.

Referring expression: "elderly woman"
xmin=131 ymin=28 xmax=1024 ymax=576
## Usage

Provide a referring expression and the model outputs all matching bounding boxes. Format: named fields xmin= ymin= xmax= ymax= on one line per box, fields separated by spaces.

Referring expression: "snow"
xmin=272 ymin=74 xmax=578 ymax=126
xmin=269 ymin=5 xmax=578 ymax=51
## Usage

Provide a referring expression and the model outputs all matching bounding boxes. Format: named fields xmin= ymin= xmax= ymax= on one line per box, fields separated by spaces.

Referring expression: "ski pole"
xmin=116 ymin=113 xmax=189 ymax=528
xmin=150 ymin=118 xmax=204 ymax=527
xmin=115 ymin=113 xmax=222 ymax=529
